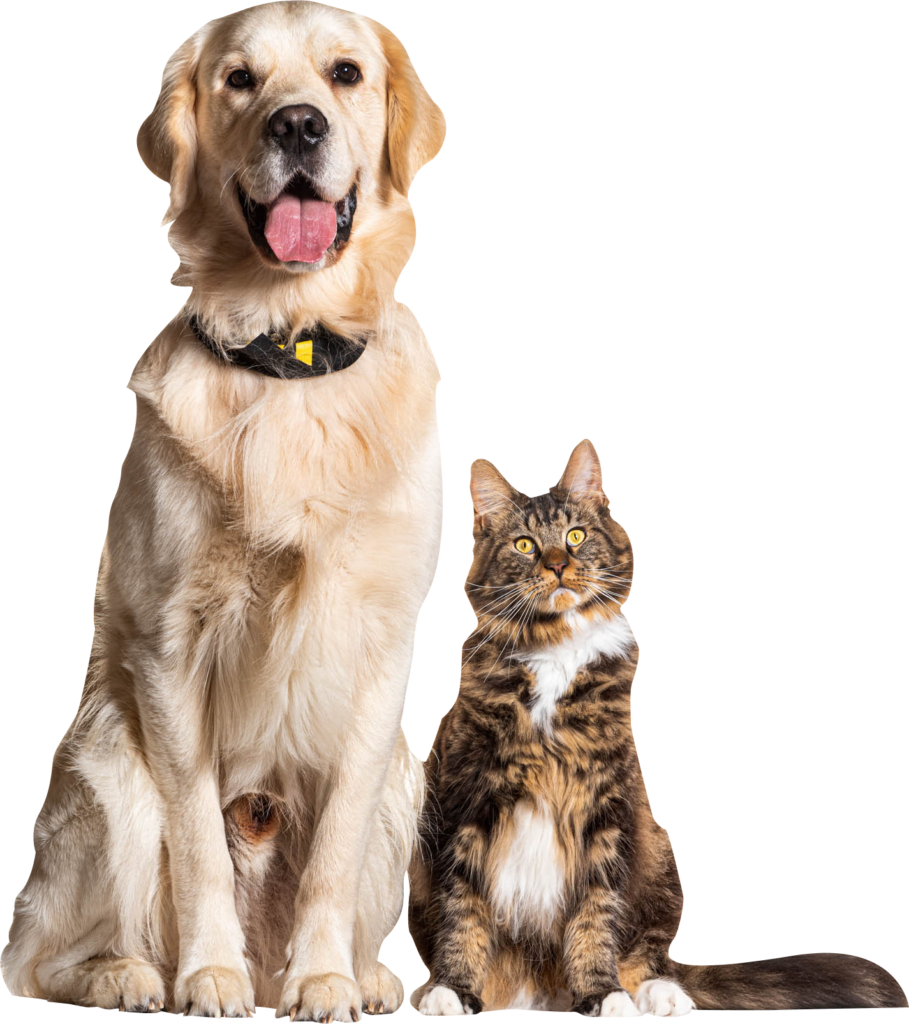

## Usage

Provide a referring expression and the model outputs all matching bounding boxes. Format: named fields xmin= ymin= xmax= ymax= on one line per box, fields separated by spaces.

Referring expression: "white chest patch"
xmin=491 ymin=800 xmax=564 ymax=936
xmin=514 ymin=614 xmax=635 ymax=732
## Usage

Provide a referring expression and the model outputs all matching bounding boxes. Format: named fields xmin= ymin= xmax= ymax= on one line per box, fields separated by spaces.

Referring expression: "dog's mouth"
xmin=238 ymin=174 xmax=357 ymax=266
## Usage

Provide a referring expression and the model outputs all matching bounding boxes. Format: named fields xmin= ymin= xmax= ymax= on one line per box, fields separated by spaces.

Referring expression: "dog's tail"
xmin=669 ymin=953 xmax=906 ymax=1009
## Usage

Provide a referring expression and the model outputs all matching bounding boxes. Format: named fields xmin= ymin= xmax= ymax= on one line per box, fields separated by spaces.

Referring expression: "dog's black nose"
xmin=269 ymin=105 xmax=330 ymax=152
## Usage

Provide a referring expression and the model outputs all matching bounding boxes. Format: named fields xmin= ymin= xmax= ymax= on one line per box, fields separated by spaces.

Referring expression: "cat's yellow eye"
xmin=567 ymin=528 xmax=586 ymax=547
xmin=514 ymin=537 xmax=536 ymax=555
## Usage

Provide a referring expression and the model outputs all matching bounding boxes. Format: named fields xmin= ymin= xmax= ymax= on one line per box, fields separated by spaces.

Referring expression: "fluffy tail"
xmin=670 ymin=953 xmax=907 ymax=1010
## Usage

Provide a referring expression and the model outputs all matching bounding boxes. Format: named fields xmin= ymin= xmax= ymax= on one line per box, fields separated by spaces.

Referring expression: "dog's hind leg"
xmin=354 ymin=735 xmax=423 ymax=1016
xmin=2 ymin=705 xmax=170 ymax=1009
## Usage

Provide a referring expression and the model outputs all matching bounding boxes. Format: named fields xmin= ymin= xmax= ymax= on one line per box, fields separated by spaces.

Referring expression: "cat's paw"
xmin=576 ymin=991 xmax=641 ymax=1017
xmin=634 ymin=980 xmax=694 ymax=1017
xmin=418 ymin=985 xmax=481 ymax=1015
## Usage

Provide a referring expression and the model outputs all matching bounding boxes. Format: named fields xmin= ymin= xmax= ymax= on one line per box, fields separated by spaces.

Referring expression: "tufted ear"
xmin=470 ymin=459 xmax=524 ymax=525
xmin=553 ymin=440 xmax=608 ymax=504
xmin=137 ymin=29 xmax=207 ymax=223
xmin=369 ymin=20 xmax=446 ymax=196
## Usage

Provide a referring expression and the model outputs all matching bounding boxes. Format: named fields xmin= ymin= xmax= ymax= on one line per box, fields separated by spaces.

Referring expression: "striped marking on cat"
xmin=513 ymin=613 xmax=635 ymax=733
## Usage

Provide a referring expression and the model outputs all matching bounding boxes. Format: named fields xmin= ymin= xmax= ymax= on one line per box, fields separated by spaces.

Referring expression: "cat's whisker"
xmin=462 ymin=590 xmax=540 ymax=655
xmin=467 ymin=581 xmax=537 ymax=622
xmin=583 ymin=585 xmax=625 ymax=609
xmin=509 ymin=592 xmax=538 ymax=651
xmin=467 ymin=580 xmax=531 ymax=592
xmin=465 ymin=601 xmax=534 ymax=664
xmin=470 ymin=589 xmax=529 ymax=620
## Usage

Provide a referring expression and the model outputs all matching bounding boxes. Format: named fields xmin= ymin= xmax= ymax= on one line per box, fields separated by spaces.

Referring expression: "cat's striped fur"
xmin=408 ymin=441 xmax=906 ymax=1015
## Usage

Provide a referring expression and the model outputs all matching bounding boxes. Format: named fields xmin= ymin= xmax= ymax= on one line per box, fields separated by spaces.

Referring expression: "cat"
xmin=408 ymin=440 xmax=906 ymax=1016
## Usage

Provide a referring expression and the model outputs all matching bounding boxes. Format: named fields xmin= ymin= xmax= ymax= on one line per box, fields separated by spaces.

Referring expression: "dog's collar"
xmin=187 ymin=314 xmax=367 ymax=380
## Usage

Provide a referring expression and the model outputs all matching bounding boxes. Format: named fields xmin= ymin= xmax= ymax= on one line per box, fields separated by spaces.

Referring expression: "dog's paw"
xmin=278 ymin=972 xmax=362 ymax=1022
xmin=417 ymin=985 xmax=480 ymax=1015
xmin=176 ymin=966 xmax=255 ymax=1017
xmin=359 ymin=962 xmax=403 ymax=1014
xmin=574 ymin=991 xmax=641 ymax=1017
xmin=76 ymin=957 xmax=166 ymax=1012
xmin=634 ymin=980 xmax=694 ymax=1017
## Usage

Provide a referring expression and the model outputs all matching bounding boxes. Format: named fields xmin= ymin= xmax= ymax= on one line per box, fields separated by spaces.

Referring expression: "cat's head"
xmin=466 ymin=440 xmax=632 ymax=633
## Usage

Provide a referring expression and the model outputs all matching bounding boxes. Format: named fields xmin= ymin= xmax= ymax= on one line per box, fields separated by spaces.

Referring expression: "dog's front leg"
xmin=277 ymin=664 xmax=410 ymax=1022
xmin=139 ymin=673 xmax=255 ymax=1018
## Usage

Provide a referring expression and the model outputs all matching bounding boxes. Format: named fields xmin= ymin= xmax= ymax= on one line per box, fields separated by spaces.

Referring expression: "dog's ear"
xmin=369 ymin=20 xmax=445 ymax=196
xmin=137 ymin=29 xmax=207 ymax=223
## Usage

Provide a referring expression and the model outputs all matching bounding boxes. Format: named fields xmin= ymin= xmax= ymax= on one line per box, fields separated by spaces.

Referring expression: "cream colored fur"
xmin=2 ymin=2 xmax=445 ymax=1019
xmin=490 ymin=801 xmax=565 ymax=938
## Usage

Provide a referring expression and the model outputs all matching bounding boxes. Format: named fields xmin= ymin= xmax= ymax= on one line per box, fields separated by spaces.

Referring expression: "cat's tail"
xmin=668 ymin=953 xmax=907 ymax=1010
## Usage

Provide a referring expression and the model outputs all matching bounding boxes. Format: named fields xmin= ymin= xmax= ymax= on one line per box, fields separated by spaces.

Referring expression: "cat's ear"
xmin=470 ymin=459 xmax=522 ymax=525
xmin=553 ymin=440 xmax=608 ymax=504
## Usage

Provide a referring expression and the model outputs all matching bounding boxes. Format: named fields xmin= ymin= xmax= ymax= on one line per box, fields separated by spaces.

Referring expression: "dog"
xmin=2 ymin=2 xmax=445 ymax=1019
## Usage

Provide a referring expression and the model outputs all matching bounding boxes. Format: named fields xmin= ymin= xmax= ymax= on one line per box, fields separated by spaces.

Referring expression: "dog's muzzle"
xmin=239 ymin=176 xmax=357 ymax=267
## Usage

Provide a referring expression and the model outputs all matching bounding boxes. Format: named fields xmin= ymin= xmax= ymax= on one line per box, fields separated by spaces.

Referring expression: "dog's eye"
xmin=227 ymin=69 xmax=254 ymax=89
xmin=514 ymin=538 xmax=536 ymax=555
xmin=333 ymin=62 xmax=361 ymax=85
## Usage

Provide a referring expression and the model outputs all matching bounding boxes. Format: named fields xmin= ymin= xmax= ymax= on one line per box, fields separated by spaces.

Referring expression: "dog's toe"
xmin=278 ymin=973 xmax=362 ymax=1022
xmin=360 ymin=962 xmax=403 ymax=1015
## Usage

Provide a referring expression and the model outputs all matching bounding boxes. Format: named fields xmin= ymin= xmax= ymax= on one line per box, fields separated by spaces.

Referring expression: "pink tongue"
xmin=264 ymin=194 xmax=337 ymax=263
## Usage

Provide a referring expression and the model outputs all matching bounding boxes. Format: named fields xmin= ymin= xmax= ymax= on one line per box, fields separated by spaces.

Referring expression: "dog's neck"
xmin=171 ymin=192 xmax=414 ymax=347
xmin=188 ymin=315 xmax=369 ymax=380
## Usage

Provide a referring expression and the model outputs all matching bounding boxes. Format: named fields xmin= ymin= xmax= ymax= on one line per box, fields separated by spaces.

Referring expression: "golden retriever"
xmin=2 ymin=2 xmax=444 ymax=1019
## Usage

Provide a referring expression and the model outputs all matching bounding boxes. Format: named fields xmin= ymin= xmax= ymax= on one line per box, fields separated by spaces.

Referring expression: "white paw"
xmin=600 ymin=991 xmax=643 ymax=1017
xmin=635 ymin=979 xmax=694 ymax=1017
xmin=407 ymin=978 xmax=429 ymax=1011
xmin=419 ymin=985 xmax=472 ymax=1015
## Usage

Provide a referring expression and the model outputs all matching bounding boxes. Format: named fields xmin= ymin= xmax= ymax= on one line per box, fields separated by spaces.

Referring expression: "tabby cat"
xmin=408 ymin=440 xmax=906 ymax=1016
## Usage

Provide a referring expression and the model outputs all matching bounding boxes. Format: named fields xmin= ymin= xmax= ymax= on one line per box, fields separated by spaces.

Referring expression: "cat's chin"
xmin=546 ymin=587 xmax=582 ymax=614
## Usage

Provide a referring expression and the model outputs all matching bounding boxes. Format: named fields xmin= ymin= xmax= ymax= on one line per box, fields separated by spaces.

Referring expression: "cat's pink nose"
xmin=546 ymin=561 xmax=567 ymax=578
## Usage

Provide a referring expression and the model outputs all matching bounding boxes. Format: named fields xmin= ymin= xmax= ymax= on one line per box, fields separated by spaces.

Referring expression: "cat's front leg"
xmin=417 ymin=856 xmax=493 ymax=1015
xmin=564 ymin=885 xmax=640 ymax=1017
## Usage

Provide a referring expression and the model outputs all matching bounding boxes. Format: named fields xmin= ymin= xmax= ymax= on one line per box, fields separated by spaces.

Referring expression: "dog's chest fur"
xmin=121 ymin=313 xmax=442 ymax=799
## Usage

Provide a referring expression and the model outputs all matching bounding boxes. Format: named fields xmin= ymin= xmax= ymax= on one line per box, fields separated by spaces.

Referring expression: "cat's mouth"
xmin=548 ymin=586 xmax=581 ymax=612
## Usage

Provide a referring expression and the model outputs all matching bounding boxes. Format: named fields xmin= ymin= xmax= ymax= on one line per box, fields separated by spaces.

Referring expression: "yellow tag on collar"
xmin=275 ymin=338 xmax=313 ymax=365
xmin=294 ymin=339 xmax=313 ymax=365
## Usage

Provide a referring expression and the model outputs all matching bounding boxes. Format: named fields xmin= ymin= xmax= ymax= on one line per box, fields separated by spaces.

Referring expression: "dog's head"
xmin=138 ymin=1 xmax=444 ymax=275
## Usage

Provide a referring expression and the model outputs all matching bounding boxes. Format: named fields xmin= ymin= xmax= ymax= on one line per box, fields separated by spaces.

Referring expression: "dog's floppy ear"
xmin=137 ymin=29 xmax=207 ymax=223
xmin=369 ymin=20 xmax=445 ymax=196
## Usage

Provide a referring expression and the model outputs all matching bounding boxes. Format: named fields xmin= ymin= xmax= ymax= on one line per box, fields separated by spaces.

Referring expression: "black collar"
xmin=187 ymin=314 xmax=368 ymax=380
